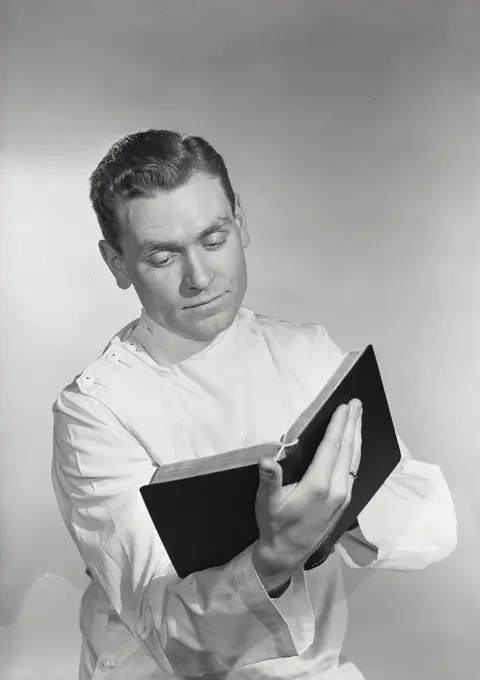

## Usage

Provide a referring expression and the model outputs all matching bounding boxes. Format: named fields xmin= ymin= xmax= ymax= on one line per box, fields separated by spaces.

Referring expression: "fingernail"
xmin=349 ymin=399 xmax=360 ymax=413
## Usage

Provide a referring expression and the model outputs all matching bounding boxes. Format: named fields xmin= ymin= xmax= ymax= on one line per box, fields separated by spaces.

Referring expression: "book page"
xmin=151 ymin=441 xmax=282 ymax=484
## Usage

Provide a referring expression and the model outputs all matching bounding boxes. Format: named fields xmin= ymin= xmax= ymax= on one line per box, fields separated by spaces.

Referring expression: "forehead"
xmin=118 ymin=173 xmax=232 ymax=246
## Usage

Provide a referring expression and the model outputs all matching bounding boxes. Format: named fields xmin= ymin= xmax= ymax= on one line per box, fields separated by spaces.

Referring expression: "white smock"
xmin=52 ymin=306 xmax=457 ymax=679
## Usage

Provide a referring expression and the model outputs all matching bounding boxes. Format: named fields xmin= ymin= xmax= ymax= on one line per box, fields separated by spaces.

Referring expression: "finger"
xmin=301 ymin=403 xmax=349 ymax=490
xmin=330 ymin=400 xmax=362 ymax=498
xmin=258 ymin=458 xmax=283 ymax=496
xmin=344 ymin=412 xmax=363 ymax=501
xmin=351 ymin=411 xmax=362 ymax=474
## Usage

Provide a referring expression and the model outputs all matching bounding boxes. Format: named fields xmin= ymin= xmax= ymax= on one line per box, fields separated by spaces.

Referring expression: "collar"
xmin=132 ymin=307 xmax=250 ymax=370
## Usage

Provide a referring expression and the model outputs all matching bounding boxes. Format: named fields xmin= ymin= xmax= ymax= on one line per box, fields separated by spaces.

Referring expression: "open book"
xmin=141 ymin=345 xmax=401 ymax=578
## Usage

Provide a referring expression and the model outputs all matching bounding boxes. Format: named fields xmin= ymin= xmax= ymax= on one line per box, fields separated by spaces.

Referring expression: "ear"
xmin=98 ymin=240 xmax=132 ymax=290
xmin=233 ymin=193 xmax=250 ymax=248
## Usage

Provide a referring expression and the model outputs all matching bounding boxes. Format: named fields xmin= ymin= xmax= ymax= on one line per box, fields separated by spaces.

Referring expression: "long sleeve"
xmin=308 ymin=329 xmax=458 ymax=572
xmin=52 ymin=388 xmax=315 ymax=678
xmin=337 ymin=436 xmax=458 ymax=570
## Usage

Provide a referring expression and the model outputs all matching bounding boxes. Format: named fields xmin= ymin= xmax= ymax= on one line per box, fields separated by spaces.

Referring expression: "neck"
xmin=140 ymin=311 xmax=216 ymax=363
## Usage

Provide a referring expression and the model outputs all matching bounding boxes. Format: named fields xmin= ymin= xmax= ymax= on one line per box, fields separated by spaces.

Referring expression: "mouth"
xmin=184 ymin=293 xmax=226 ymax=309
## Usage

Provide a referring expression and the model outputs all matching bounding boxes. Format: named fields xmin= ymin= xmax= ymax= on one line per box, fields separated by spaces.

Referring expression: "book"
xmin=140 ymin=345 xmax=401 ymax=578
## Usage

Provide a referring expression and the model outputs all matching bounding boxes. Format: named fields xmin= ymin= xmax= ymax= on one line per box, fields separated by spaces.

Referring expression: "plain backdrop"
xmin=0 ymin=1 xmax=479 ymax=678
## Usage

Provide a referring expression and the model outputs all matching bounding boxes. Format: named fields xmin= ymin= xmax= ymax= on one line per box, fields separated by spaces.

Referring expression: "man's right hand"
xmin=252 ymin=399 xmax=362 ymax=592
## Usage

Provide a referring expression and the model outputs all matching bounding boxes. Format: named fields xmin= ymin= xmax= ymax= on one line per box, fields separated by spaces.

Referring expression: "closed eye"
xmin=145 ymin=228 xmax=230 ymax=268
xmin=203 ymin=236 xmax=228 ymax=250
xmin=147 ymin=252 xmax=178 ymax=268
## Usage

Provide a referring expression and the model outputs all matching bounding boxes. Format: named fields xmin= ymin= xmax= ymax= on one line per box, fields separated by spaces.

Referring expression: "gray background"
xmin=1 ymin=1 xmax=479 ymax=678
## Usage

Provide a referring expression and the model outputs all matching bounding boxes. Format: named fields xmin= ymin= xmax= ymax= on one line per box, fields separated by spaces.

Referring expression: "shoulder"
xmin=242 ymin=306 xmax=345 ymax=381
xmin=53 ymin=317 xmax=144 ymax=419
xmin=240 ymin=310 xmax=344 ymax=394
xmin=247 ymin=307 xmax=341 ymax=355
xmin=252 ymin=309 xmax=325 ymax=343
xmin=236 ymin=308 xmax=344 ymax=382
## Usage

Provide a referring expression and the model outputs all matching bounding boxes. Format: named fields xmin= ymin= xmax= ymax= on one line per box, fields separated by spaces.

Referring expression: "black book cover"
xmin=140 ymin=345 xmax=401 ymax=578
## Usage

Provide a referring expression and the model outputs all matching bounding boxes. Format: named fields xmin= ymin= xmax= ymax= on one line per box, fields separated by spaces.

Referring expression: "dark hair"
xmin=89 ymin=129 xmax=236 ymax=253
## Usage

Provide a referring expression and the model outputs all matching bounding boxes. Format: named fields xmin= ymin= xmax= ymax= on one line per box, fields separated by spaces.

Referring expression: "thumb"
xmin=258 ymin=458 xmax=282 ymax=494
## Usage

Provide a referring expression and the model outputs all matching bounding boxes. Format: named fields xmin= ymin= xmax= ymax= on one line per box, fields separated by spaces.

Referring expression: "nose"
xmin=183 ymin=247 xmax=215 ymax=291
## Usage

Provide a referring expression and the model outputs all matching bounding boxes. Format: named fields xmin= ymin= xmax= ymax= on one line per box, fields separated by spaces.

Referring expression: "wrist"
xmin=268 ymin=578 xmax=292 ymax=599
xmin=252 ymin=541 xmax=294 ymax=592
xmin=303 ymin=544 xmax=332 ymax=571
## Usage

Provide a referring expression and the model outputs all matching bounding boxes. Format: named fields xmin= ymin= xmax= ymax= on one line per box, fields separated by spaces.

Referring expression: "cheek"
xmin=131 ymin=265 xmax=180 ymax=305
xmin=220 ymin=241 xmax=247 ymax=277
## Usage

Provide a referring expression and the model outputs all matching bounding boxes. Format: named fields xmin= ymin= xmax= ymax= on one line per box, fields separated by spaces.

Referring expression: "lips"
xmin=184 ymin=293 xmax=225 ymax=309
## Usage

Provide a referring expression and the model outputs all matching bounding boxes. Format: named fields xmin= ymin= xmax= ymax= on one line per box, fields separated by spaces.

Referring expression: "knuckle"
xmin=328 ymin=487 xmax=347 ymax=505
xmin=311 ymin=485 xmax=329 ymax=501
xmin=304 ymin=477 xmax=328 ymax=497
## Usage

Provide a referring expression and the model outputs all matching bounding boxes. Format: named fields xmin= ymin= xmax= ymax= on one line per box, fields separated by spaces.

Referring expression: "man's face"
xmin=104 ymin=172 xmax=249 ymax=342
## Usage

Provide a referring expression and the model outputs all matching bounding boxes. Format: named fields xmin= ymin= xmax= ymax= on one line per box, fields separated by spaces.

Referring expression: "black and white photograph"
xmin=0 ymin=2 xmax=478 ymax=679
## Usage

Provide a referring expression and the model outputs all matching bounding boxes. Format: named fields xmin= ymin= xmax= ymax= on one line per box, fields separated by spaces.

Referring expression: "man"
xmin=52 ymin=129 xmax=457 ymax=680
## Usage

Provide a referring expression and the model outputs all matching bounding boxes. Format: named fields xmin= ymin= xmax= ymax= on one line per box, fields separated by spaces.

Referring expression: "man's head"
xmin=90 ymin=130 xmax=249 ymax=343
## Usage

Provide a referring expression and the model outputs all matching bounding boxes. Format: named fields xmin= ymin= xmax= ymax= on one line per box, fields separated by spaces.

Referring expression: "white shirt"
xmin=51 ymin=306 xmax=457 ymax=679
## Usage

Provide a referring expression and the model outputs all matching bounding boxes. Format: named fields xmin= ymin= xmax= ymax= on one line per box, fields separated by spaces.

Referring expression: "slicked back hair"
xmin=89 ymin=129 xmax=236 ymax=253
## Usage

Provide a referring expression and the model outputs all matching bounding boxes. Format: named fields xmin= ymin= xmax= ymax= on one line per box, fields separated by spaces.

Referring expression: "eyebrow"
xmin=139 ymin=217 xmax=231 ymax=256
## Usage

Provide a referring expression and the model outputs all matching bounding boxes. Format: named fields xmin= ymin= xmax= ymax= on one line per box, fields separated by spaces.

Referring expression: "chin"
xmin=185 ymin=307 xmax=237 ymax=342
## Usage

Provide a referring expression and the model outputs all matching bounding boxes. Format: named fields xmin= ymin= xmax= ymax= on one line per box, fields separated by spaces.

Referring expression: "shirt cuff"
xmin=234 ymin=545 xmax=315 ymax=656
xmin=336 ymin=525 xmax=379 ymax=569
